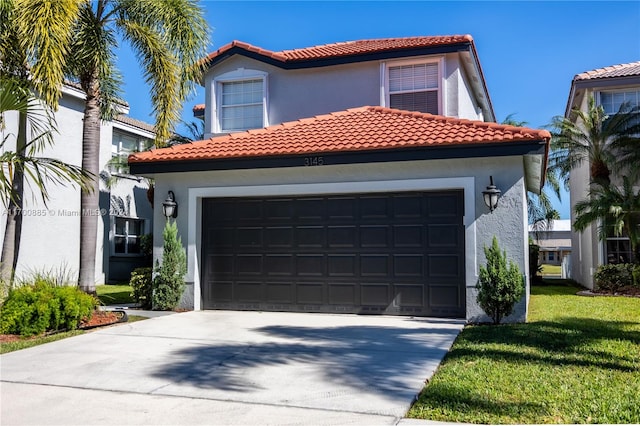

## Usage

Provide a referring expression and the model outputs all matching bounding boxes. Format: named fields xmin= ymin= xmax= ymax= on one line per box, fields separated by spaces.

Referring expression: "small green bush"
xmin=0 ymin=281 xmax=98 ymax=336
xmin=477 ymin=236 xmax=524 ymax=324
xmin=529 ymin=242 xmax=542 ymax=284
xmin=594 ymin=263 xmax=634 ymax=291
xmin=152 ymin=220 xmax=187 ymax=310
xmin=130 ymin=267 xmax=153 ymax=309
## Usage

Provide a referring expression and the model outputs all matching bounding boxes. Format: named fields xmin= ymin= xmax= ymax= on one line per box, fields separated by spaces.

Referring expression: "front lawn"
xmin=407 ymin=284 xmax=640 ymax=424
xmin=96 ymin=284 xmax=134 ymax=305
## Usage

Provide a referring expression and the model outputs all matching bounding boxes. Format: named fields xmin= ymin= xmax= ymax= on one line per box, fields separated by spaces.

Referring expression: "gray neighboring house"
xmin=0 ymin=84 xmax=154 ymax=284
xmin=130 ymin=35 xmax=550 ymax=322
xmin=564 ymin=61 xmax=640 ymax=288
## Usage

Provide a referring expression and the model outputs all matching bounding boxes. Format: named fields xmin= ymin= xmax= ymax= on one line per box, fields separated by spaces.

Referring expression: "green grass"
xmin=0 ymin=315 xmax=148 ymax=354
xmin=540 ymin=264 xmax=561 ymax=276
xmin=96 ymin=284 xmax=134 ymax=305
xmin=408 ymin=284 xmax=640 ymax=424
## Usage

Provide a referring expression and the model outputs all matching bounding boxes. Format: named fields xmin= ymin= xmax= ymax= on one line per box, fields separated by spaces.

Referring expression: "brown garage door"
xmin=201 ymin=191 xmax=465 ymax=317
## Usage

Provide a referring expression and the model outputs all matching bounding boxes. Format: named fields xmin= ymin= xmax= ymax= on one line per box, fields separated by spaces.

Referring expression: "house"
xmin=130 ymin=35 xmax=550 ymax=322
xmin=0 ymin=83 xmax=155 ymax=284
xmin=564 ymin=61 xmax=640 ymax=288
xmin=529 ymin=219 xmax=572 ymax=266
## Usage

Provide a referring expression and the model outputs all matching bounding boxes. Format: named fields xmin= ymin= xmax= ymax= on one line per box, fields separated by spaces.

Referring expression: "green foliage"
xmin=152 ymin=221 xmax=186 ymax=310
xmin=476 ymin=237 xmax=524 ymax=324
xmin=130 ymin=267 xmax=153 ymax=309
xmin=0 ymin=281 xmax=97 ymax=336
xmin=594 ymin=263 xmax=634 ymax=292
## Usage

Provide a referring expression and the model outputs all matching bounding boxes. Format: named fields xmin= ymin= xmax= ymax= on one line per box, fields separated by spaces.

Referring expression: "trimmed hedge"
xmin=0 ymin=281 xmax=98 ymax=336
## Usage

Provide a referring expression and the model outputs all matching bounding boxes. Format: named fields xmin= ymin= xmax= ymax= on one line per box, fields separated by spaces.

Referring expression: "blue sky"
xmin=116 ymin=1 xmax=640 ymax=219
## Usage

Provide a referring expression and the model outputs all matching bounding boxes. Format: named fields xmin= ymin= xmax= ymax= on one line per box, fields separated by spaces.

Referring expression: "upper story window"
xmin=110 ymin=130 xmax=152 ymax=174
xmin=599 ymin=90 xmax=640 ymax=115
xmin=214 ymin=69 xmax=268 ymax=133
xmin=383 ymin=59 xmax=442 ymax=115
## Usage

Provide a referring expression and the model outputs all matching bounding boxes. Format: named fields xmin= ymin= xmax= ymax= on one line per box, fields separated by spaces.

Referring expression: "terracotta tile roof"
xmin=203 ymin=35 xmax=474 ymax=65
xmin=114 ymin=115 xmax=155 ymax=134
xmin=192 ymin=104 xmax=205 ymax=112
xmin=575 ymin=61 xmax=640 ymax=80
xmin=129 ymin=107 xmax=549 ymax=164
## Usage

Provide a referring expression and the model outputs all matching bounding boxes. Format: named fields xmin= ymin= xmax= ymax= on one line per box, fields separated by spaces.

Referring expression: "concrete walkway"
xmin=1 ymin=311 xmax=465 ymax=425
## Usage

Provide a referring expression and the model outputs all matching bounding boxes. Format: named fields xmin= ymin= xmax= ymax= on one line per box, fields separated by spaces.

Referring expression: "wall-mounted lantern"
xmin=482 ymin=176 xmax=501 ymax=213
xmin=162 ymin=190 xmax=178 ymax=219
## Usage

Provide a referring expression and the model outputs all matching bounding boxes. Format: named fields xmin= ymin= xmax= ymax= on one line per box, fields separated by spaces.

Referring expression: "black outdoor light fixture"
xmin=162 ymin=190 xmax=178 ymax=219
xmin=482 ymin=176 xmax=501 ymax=213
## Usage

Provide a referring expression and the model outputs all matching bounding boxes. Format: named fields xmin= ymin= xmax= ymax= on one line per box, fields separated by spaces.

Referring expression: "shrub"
xmin=0 ymin=281 xmax=98 ymax=336
xmin=594 ymin=263 xmax=633 ymax=292
xmin=130 ymin=267 xmax=153 ymax=309
xmin=529 ymin=242 xmax=543 ymax=284
xmin=633 ymin=264 xmax=640 ymax=287
xmin=476 ymin=236 xmax=524 ymax=324
xmin=152 ymin=220 xmax=187 ymax=310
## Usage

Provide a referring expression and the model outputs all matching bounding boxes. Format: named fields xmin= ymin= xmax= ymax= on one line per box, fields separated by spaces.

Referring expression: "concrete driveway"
xmin=1 ymin=311 xmax=464 ymax=425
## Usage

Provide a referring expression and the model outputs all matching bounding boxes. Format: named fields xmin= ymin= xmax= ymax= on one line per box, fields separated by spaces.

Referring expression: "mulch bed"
xmin=0 ymin=310 xmax=127 ymax=344
xmin=578 ymin=286 xmax=640 ymax=298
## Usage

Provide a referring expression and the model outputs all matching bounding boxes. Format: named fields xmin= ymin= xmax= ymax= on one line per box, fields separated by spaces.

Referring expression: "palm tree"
xmin=0 ymin=79 xmax=92 ymax=283
xmin=574 ymin=176 xmax=640 ymax=264
xmin=16 ymin=0 xmax=209 ymax=293
xmin=548 ymin=96 xmax=640 ymax=187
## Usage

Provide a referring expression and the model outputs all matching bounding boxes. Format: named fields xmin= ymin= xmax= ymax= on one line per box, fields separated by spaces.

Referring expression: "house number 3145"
xmin=304 ymin=156 xmax=324 ymax=166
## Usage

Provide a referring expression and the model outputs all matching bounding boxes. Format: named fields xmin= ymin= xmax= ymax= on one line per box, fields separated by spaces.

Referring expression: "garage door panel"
xmin=236 ymin=255 xmax=262 ymax=275
xmin=360 ymin=283 xmax=390 ymax=305
xmin=360 ymin=255 xmax=390 ymax=276
xmin=265 ymin=255 xmax=294 ymax=275
xmin=328 ymin=226 xmax=357 ymax=248
xmin=266 ymin=282 xmax=294 ymax=303
xmin=296 ymin=282 xmax=324 ymax=304
xmin=428 ymin=224 xmax=459 ymax=247
xmin=328 ymin=283 xmax=357 ymax=305
xmin=360 ymin=225 xmax=390 ymax=248
xmin=428 ymin=254 xmax=462 ymax=278
xmin=296 ymin=255 xmax=324 ymax=276
xmin=328 ymin=255 xmax=357 ymax=276
xmin=265 ymin=227 xmax=294 ymax=247
xmin=202 ymin=191 xmax=465 ymax=317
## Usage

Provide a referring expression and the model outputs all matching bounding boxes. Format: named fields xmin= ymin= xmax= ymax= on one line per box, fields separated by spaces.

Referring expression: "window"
xmin=606 ymin=237 xmax=632 ymax=264
xmin=113 ymin=217 xmax=144 ymax=255
xmin=548 ymin=252 xmax=555 ymax=261
xmin=599 ymin=90 xmax=640 ymax=115
xmin=386 ymin=61 xmax=441 ymax=114
xmin=110 ymin=131 xmax=152 ymax=174
xmin=214 ymin=69 xmax=268 ymax=133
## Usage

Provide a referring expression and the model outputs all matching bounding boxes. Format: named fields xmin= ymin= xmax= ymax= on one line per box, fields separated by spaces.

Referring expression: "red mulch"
xmin=0 ymin=310 xmax=125 ymax=344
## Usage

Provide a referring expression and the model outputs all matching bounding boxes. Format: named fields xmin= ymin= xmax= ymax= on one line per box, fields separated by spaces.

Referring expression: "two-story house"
xmin=0 ymin=83 xmax=154 ymax=284
xmin=130 ymin=35 xmax=550 ymax=322
xmin=564 ymin=61 xmax=640 ymax=288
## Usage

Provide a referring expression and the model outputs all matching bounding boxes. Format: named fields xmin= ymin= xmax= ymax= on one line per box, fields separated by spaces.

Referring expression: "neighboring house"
xmin=0 ymin=84 xmax=154 ymax=284
xmin=564 ymin=61 xmax=640 ymax=288
xmin=529 ymin=219 xmax=572 ymax=266
xmin=130 ymin=35 xmax=550 ymax=322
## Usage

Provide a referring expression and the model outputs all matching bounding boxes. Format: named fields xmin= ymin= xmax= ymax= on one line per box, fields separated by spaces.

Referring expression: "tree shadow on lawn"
xmin=150 ymin=323 xmax=460 ymax=394
xmin=448 ymin=317 xmax=639 ymax=372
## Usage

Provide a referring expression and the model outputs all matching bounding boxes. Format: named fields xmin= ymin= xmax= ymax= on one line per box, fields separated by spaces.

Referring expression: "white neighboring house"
xmin=0 ymin=84 xmax=154 ymax=284
xmin=564 ymin=61 xmax=640 ymax=288
xmin=529 ymin=219 xmax=572 ymax=266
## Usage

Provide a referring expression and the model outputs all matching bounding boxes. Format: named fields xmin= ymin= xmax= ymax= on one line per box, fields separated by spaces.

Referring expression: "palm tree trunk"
xmin=78 ymin=78 xmax=101 ymax=294
xmin=0 ymin=111 xmax=26 ymax=284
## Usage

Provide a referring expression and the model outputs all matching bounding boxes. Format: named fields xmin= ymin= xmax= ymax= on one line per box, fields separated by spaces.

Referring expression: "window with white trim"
xmin=599 ymin=90 xmax=640 ymax=115
xmin=113 ymin=217 xmax=144 ymax=255
xmin=214 ymin=69 xmax=268 ymax=133
xmin=606 ymin=237 xmax=632 ymax=264
xmin=385 ymin=60 xmax=441 ymax=114
xmin=110 ymin=130 xmax=152 ymax=174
